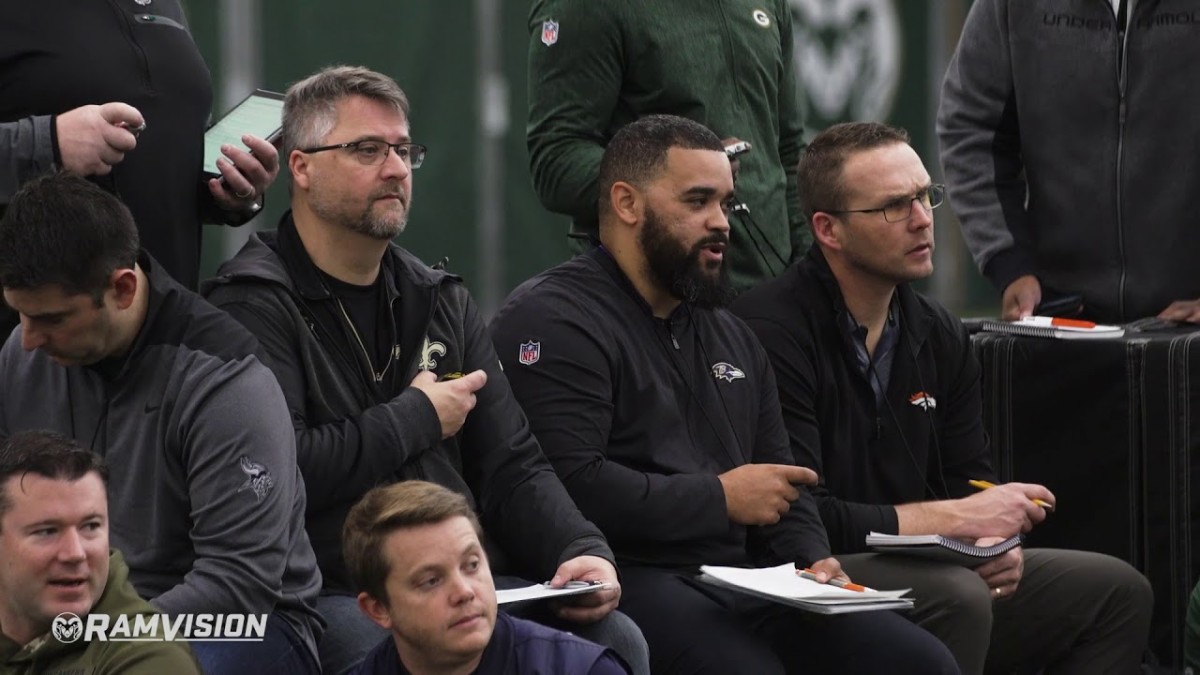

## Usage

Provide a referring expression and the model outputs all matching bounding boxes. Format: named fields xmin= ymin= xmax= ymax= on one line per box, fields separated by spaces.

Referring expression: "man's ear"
xmin=357 ymin=592 xmax=394 ymax=631
xmin=109 ymin=269 xmax=139 ymax=310
xmin=609 ymin=181 xmax=643 ymax=228
xmin=810 ymin=212 xmax=842 ymax=251
xmin=289 ymin=149 xmax=311 ymax=191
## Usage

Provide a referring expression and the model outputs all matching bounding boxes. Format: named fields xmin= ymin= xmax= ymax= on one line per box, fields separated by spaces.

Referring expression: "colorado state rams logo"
xmin=789 ymin=0 xmax=901 ymax=127
xmin=52 ymin=613 xmax=83 ymax=643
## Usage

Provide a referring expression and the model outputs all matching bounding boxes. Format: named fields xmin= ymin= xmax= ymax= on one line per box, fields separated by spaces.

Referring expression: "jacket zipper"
xmin=334 ymin=296 xmax=394 ymax=383
xmin=105 ymin=0 xmax=154 ymax=93
xmin=664 ymin=320 xmax=680 ymax=350
xmin=1113 ymin=0 xmax=1130 ymax=320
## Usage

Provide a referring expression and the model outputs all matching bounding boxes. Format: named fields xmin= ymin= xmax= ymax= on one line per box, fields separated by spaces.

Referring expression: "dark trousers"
xmin=839 ymin=549 xmax=1153 ymax=675
xmin=617 ymin=565 xmax=960 ymax=675
xmin=190 ymin=612 xmax=318 ymax=675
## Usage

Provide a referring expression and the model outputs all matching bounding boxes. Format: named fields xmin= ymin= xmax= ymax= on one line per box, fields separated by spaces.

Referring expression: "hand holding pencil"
xmin=969 ymin=480 xmax=1055 ymax=511
xmin=951 ymin=480 xmax=1055 ymax=539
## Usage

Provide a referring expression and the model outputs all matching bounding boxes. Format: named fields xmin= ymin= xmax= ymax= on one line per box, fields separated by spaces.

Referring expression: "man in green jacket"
xmin=526 ymin=0 xmax=806 ymax=292
xmin=0 ymin=430 xmax=199 ymax=675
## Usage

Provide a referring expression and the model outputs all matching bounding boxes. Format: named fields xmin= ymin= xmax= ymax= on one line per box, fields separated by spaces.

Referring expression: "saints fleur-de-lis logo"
xmin=419 ymin=337 xmax=448 ymax=371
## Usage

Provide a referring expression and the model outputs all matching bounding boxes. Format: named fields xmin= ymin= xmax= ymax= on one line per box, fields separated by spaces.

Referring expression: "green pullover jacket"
xmin=527 ymin=0 xmax=807 ymax=292
xmin=0 ymin=551 xmax=200 ymax=675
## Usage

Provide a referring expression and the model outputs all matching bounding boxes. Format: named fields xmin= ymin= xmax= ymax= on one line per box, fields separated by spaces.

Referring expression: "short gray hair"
xmin=282 ymin=65 xmax=410 ymax=157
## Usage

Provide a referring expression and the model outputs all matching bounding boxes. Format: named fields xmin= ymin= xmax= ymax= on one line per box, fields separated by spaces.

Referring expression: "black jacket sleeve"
xmin=209 ymin=288 xmax=442 ymax=513
xmin=746 ymin=357 xmax=832 ymax=567
xmin=457 ymin=294 xmax=615 ymax=577
xmin=934 ymin=320 xmax=998 ymax=498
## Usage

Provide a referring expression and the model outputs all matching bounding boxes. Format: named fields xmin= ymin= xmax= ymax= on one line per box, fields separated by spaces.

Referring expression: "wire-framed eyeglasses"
xmin=299 ymin=140 xmax=427 ymax=169
xmin=820 ymin=184 xmax=945 ymax=223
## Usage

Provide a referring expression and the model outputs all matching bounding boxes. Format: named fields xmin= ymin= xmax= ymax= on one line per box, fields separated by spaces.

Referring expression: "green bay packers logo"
xmin=789 ymin=0 xmax=901 ymax=128
xmin=419 ymin=337 xmax=447 ymax=371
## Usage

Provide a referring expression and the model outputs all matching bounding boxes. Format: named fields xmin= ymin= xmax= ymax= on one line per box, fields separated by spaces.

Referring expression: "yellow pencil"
xmin=968 ymin=479 xmax=1054 ymax=511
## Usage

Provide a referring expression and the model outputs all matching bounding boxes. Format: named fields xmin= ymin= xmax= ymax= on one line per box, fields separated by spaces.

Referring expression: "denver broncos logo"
xmin=711 ymin=362 xmax=746 ymax=383
xmin=909 ymin=391 xmax=937 ymax=410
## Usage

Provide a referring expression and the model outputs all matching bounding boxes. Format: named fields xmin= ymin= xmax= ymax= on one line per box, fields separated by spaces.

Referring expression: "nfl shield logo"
xmin=541 ymin=19 xmax=559 ymax=46
xmin=519 ymin=341 xmax=541 ymax=365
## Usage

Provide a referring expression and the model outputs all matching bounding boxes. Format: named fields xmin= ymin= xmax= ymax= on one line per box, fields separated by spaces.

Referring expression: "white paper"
xmin=495 ymin=582 xmax=611 ymax=605
xmin=698 ymin=563 xmax=911 ymax=601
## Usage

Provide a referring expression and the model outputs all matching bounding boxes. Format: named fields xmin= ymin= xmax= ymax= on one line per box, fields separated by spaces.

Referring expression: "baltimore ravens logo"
xmin=711 ymin=362 xmax=746 ymax=383
xmin=909 ymin=392 xmax=937 ymax=410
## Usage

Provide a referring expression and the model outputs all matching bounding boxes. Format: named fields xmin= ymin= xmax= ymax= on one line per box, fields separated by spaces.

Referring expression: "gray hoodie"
xmin=938 ymin=0 xmax=1200 ymax=322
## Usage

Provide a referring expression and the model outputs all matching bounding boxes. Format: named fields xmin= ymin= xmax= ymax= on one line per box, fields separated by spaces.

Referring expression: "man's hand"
xmin=951 ymin=482 xmax=1054 ymax=540
xmin=973 ymin=537 xmax=1024 ymax=600
xmin=55 ymin=103 xmax=144 ymax=177
xmin=718 ymin=463 xmax=818 ymax=525
xmin=1001 ymin=275 xmax=1041 ymax=320
xmin=1158 ymin=299 xmax=1200 ymax=323
xmin=208 ymin=134 xmax=280 ymax=213
xmin=547 ymin=555 xmax=621 ymax=624
xmin=720 ymin=136 xmax=750 ymax=182
xmin=408 ymin=370 xmax=487 ymax=438
xmin=806 ymin=557 xmax=851 ymax=585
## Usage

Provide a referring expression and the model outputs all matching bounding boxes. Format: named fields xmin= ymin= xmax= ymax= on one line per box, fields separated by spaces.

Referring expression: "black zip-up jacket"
xmin=490 ymin=247 xmax=830 ymax=569
xmin=203 ymin=214 xmax=613 ymax=592
xmin=0 ymin=0 xmax=250 ymax=290
xmin=732 ymin=247 xmax=997 ymax=555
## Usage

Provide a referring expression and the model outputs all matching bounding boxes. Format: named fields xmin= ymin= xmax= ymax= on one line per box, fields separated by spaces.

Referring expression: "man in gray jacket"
xmin=0 ymin=172 xmax=323 ymax=675
xmin=938 ymin=0 xmax=1200 ymax=323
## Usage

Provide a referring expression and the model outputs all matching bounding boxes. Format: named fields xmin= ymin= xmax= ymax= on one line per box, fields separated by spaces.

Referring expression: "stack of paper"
xmin=495 ymin=581 xmax=611 ymax=605
xmin=697 ymin=563 xmax=913 ymax=615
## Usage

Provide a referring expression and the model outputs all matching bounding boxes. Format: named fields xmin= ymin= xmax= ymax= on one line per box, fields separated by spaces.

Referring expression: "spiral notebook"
xmin=979 ymin=316 xmax=1124 ymax=340
xmin=865 ymin=532 xmax=1023 ymax=567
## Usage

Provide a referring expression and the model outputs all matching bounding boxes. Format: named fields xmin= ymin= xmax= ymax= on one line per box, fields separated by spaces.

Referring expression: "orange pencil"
xmin=798 ymin=568 xmax=867 ymax=592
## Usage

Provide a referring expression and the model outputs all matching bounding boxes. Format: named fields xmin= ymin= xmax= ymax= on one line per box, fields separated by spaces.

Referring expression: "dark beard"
xmin=639 ymin=206 xmax=735 ymax=309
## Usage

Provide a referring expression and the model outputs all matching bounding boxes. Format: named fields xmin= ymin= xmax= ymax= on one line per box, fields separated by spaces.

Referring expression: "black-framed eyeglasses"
xmin=299 ymin=140 xmax=427 ymax=169
xmin=819 ymin=184 xmax=945 ymax=223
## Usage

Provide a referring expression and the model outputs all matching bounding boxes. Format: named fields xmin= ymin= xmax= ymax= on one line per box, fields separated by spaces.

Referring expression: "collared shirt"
xmin=838 ymin=298 xmax=900 ymax=407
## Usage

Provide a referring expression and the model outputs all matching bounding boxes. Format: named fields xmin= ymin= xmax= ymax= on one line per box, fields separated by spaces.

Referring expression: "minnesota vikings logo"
xmin=711 ymin=362 xmax=747 ymax=383
xmin=238 ymin=456 xmax=275 ymax=502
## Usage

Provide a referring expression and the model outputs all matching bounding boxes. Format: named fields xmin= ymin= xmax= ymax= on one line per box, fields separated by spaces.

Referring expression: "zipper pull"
xmin=665 ymin=321 xmax=680 ymax=350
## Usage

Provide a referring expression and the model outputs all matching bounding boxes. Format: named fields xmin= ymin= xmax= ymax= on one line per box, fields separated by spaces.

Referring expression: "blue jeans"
xmin=315 ymin=594 xmax=389 ymax=675
xmin=190 ymin=612 xmax=318 ymax=675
